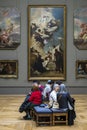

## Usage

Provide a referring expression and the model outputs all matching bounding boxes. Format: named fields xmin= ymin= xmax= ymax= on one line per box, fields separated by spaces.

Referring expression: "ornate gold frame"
xmin=76 ymin=60 xmax=87 ymax=79
xmin=28 ymin=5 xmax=66 ymax=80
xmin=0 ymin=60 xmax=18 ymax=78
xmin=74 ymin=7 xmax=87 ymax=50
xmin=0 ymin=7 xmax=20 ymax=49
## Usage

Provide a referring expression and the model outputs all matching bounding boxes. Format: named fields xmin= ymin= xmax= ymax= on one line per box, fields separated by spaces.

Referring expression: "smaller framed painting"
xmin=74 ymin=7 xmax=87 ymax=50
xmin=0 ymin=7 xmax=20 ymax=49
xmin=76 ymin=60 xmax=87 ymax=78
xmin=0 ymin=60 xmax=18 ymax=78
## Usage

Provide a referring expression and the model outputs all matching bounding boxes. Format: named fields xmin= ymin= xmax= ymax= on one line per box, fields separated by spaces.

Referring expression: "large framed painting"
xmin=0 ymin=60 xmax=18 ymax=78
xmin=76 ymin=60 xmax=87 ymax=79
xmin=0 ymin=7 xmax=20 ymax=49
xmin=28 ymin=5 xmax=66 ymax=80
xmin=74 ymin=7 xmax=87 ymax=50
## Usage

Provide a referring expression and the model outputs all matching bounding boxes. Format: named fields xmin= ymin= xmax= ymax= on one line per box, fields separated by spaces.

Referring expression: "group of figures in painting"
xmin=0 ymin=60 xmax=18 ymax=78
xmin=30 ymin=45 xmax=63 ymax=75
xmin=0 ymin=7 xmax=20 ymax=78
xmin=29 ymin=6 xmax=65 ymax=80
xmin=0 ymin=7 xmax=20 ymax=49
xmin=74 ymin=7 xmax=87 ymax=50
xmin=76 ymin=60 xmax=87 ymax=78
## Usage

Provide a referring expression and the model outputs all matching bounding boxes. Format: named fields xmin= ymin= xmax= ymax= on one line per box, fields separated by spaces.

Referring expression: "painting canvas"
xmin=0 ymin=7 xmax=20 ymax=49
xmin=76 ymin=60 xmax=87 ymax=78
xmin=0 ymin=60 xmax=18 ymax=78
xmin=74 ymin=7 xmax=87 ymax=50
xmin=28 ymin=5 xmax=66 ymax=80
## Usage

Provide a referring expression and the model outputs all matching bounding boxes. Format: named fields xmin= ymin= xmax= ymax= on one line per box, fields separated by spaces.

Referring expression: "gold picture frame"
xmin=0 ymin=60 xmax=18 ymax=78
xmin=0 ymin=7 xmax=20 ymax=49
xmin=76 ymin=60 xmax=87 ymax=78
xmin=74 ymin=7 xmax=87 ymax=50
xmin=28 ymin=5 xmax=66 ymax=80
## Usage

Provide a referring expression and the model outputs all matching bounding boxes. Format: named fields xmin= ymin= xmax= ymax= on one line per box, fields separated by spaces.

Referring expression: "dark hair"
xmin=33 ymin=80 xmax=40 ymax=84
xmin=56 ymin=80 xmax=62 ymax=85
xmin=33 ymin=80 xmax=38 ymax=83
xmin=47 ymin=80 xmax=54 ymax=85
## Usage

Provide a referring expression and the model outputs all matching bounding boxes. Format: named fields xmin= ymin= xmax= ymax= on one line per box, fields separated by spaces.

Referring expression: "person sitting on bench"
xmin=19 ymin=83 xmax=42 ymax=120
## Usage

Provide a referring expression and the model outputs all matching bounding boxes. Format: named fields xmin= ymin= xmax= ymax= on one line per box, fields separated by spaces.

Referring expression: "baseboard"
xmin=0 ymin=86 xmax=87 ymax=94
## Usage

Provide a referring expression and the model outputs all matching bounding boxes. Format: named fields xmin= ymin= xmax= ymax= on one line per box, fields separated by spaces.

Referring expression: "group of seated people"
xmin=19 ymin=80 xmax=76 ymax=126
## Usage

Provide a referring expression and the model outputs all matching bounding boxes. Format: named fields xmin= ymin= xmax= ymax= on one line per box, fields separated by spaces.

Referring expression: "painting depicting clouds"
xmin=0 ymin=7 xmax=20 ymax=49
xmin=74 ymin=8 xmax=87 ymax=49
xmin=28 ymin=5 xmax=66 ymax=80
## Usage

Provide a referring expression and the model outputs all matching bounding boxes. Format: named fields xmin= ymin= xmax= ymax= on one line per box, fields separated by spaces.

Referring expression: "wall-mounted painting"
xmin=0 ymin=60 xmax=18 ymax=78
xmin=0 ymin=7 xmax=20 ymax=49
xmin=74 ymin=7 xmax=87 ymax=50
xmin=28 ymin=5 xmax=66 ymax=80
xmin=76 ymin=60 xmax=87 ymax=78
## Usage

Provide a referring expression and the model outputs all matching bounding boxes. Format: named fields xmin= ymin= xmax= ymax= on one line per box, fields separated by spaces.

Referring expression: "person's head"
xmin=56 ymin=80 xmax=62 ymax=85
xmin=33 ymin=80 xmax=40 ymax=85
xmin=47 ymin=80 xmax=54 ymax=88
xmin=47 ymin=80 xmax=52 ymax=84
xmin=33 ymin=80 xmax=38 ymax=83
xmin=59 ymin=83 xmax=66 ymax=92
xmin=32 ymin=83 xmax=39 ymax=91
xmin=53 ymin=84 xmax=60 ymax=92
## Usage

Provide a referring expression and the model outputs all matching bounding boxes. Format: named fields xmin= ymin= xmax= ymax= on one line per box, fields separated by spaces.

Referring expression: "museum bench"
xmin=33 ymin=105 xmax=68 ymax=126
xmin=51 ymin=108 xmax=68 ymax=125
xmin=33 ymin=106 xmax=52 ymax=126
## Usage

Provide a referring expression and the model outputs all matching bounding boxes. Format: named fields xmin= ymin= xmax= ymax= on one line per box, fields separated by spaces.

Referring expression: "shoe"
xmin=23 ymin=115 xmax=32 ymax=120
xmin=23 ymin=115 xmax=28 ymax=119
xmin=23 ymin=116 xmax=32 ymax=120
xmin=19 ymin=108 xmax=24 ymax=113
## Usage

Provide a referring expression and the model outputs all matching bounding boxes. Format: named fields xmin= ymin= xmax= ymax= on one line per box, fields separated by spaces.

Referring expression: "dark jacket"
xmin=57 ymin=92 xmax=75 ymax=126
xmin=57 ymin=92 xmax=74 ymax=109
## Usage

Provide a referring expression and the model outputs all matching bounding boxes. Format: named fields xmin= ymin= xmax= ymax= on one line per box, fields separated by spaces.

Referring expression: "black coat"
xmin=57 ymin=92 xmax=75 ymax=125
xmin=57 ymin=92 xmax=74 ymax=109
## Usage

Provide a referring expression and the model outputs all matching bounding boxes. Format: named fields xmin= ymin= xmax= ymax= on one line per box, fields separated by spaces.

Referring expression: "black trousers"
xmin=68 ymin=110 xmax=74 ymax=125
xmin=19 ymin=94 xmax=30 ymax=113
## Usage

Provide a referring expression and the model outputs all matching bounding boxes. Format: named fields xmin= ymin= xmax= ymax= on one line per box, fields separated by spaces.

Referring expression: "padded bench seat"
xmin=51 ymin=108 xmax=68 ymax=125
xmin=33 ymin=106 xmax=52 ymax=126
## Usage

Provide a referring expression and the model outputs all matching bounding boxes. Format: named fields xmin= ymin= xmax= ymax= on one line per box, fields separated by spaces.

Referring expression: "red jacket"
xmin=28 ymin=90 xmax=42 ymax=105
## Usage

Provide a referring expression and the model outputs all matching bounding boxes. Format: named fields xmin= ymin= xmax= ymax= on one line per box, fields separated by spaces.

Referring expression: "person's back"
xmin=43 ymin=80 xmax=52 ymax=101
xmin=57 ymin=92 xmax=68 ymax=109
xmin=57 ymin=83 xmax=75 ymax=126
xmin=29 ymin=90 xmax=42 ymax=105
xmin=19 ymin=83 xmax=42 ymax=120
xmin=57 ymin=84 xmax=73 ymax=109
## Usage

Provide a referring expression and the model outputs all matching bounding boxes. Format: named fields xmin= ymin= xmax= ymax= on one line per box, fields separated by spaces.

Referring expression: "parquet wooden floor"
xmin=0 ymin=95 xmax=87 ymax=130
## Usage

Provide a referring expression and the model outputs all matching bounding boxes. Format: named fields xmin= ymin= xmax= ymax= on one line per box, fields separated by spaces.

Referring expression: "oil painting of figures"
xmin=0 ymin=60 xmax=18 ymax=78
xmin=74 ymin=8 xmax=87 ymax=50
xmin=76 ymin=60 xmax=87 ymax=79
xmin=28 ymin=5 xmax=66 ymax=80
xmin=0 ymin=7 xmax=20 ymax=49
